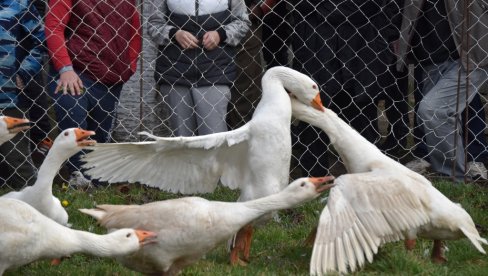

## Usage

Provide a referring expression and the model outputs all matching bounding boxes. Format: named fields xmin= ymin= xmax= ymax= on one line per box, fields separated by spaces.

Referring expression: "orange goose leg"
xmin=404 ymin=239 xmax=416 ymax=250
xmin=230 ymin=224 xmax=254 ymax=266
xmin=431 ymin=240 xmax=447 ymax=264
xmin=50 ymin=258 xmax=62 ymax=265
xmin=304 ymin=226 xmax=318 ymax=246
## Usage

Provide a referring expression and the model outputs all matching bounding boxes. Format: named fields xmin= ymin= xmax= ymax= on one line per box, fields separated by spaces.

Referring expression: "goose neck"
xmin=69 ymin=230 xmax=125 ymax=257
xmin=32 ymin=150 xmax=68 ymax=193
xmin=243 ymin=192 xmax=300 ymax=214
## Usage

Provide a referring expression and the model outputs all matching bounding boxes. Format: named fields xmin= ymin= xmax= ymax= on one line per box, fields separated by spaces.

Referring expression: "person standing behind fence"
xmin=17 ymin=0 xmax=54 ymax=165
xmin=45 ymin=0 xmax=141 ymax=180
xmin=290 ymin=0 xmax=390 ymax=176
xmin=147 ymin=0 xmax=250 ymax=136
xmin=397 ymin=0 xmax=488 ymax=181
xmin=0 ymin=0 xmax=43 ymax=188
xmin=227 ymin=0 xmax=266 ymax=129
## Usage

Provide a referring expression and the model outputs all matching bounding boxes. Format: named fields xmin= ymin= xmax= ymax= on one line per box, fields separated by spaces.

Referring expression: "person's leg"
xmin=85 ymin=78 xmax=122 ymax=143
xmin=160 ymin=84 xmax=196 ymax=136
xmin=48 ymin=75 xmax=89 ymax=173
xmin=382 ymin=67 xmax=410 ymax=154
xmin=412 ymin=65 xmax=430 ymax=160
xmin=418 ymin=60 xmax=484 ymax=180
xmin=192 ymin=85 xmax=231 ymax=135
xmin=227 ymin=23 xmax=263 ymax=129
xmin=20 ymin=71 xmax=52 ymax=145
xmin=0 ymin=108 xmax=36 ymax=189
xmin=292 ymin=122 xmax=330 ymax=176
xmin=331 ymin=90 xmax=379 ymax=145
xmin=465 ymin=93 xmax=488 ymax=163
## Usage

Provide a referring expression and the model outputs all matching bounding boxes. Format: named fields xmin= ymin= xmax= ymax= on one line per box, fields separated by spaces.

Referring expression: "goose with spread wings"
xmin=81 ymin=66 xmax=325 ymax=264
xmin=289 ymin=98 xmax=487 ymax=275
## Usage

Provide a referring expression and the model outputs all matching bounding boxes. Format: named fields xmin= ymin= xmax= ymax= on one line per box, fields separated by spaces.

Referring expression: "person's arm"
xmin=216 ymin=0 xmax=251 ymax=47
xmin=128 ymin=9 xmax=142 ymax=73
xmin=147 ymin=0 xmax=177 ymax=46
xmin=45 ymin=0 xmax=72 ymax=72
xmin=17 ymin=3 xmax=45 ymax=86
xmin=147 ymin=0 xmax=199 ymax=49
xmin=45 ymin=0 xmax=83 ymax=95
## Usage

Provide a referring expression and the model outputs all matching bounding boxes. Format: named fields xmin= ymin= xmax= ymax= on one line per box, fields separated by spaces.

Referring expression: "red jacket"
xmin=45 ymin=0 xmax=141 ymax=85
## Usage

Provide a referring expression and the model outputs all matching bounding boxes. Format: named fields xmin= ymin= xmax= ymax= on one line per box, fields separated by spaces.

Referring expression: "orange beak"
xmin=311 ymin=94 xmax=325 ymax=112
xmin=309 ymin=176 xmax=335 ymax=193
xmin=4 ymin=116 xmax=30 ymax=133
xmin=135 ymin=230 xmax=158 ymax=245
xmin=74 ymin=128 xmax=96 ymax=146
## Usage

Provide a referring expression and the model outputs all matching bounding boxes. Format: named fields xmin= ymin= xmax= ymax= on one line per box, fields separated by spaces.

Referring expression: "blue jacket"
xmin=0 ymin=0 xmax=45 ymax=108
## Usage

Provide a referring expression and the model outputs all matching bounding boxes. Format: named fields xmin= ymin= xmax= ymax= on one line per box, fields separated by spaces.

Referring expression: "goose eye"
xmin=126 ymin=233 xmax=131 ymax=238
xmin=300 ymin=182 xmax=306 ymax=187
xmin=312 ymin=84 xmax=317 ymax=90
xmin=64 ymin=131 xmax=69 ymax=136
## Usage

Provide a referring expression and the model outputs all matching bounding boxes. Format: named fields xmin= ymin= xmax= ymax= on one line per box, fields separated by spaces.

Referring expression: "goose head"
xmin=102 ymin=229 xmax=158 ymax=256
xmin=0 ymin=116 xmax=30 ymax=145
xmin=281 ymin=176 xmax=335 ymax=205
xmin=264 ymin=66 xmax=325 ymax=111
xmin=51 ymin=128 xmax=96 ymax=158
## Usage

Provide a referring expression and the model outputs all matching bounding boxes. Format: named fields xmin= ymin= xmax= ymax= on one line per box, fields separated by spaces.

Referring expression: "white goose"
xmin=79 ymin=176 xmax=335 ymax=275
xmin=2 ymin=128 xmax=96 ymax=225
xmin=289 ymin=98 xmax=487 ymax=274
xmin=0 ymin=116 xmax=30 ymax=145
xmin=0 ymin=198 xmax=157 ymax=275
xmin=81 ymin=66 xmax=325 ymax=263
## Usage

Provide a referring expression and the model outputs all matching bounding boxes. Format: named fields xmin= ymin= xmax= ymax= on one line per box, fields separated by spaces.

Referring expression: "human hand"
xmin=175 ymin=30 xmax=199 ymax=49
xmin=16 ymin=75 xmax=25 ymax=90
xmin=56 ymin=70 xmax=84 ymax=96
xmin=391 ymin=39 xmax=400 ymax=56
xmin=202 ymin=31 xmax=221 ymax=50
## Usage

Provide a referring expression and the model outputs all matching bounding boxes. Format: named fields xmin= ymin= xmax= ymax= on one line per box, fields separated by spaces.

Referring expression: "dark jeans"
xmin=0 ymin=108 xmax=36 ymax=188
xmin=49 ymin=72 xmax=122 ymax=173
xmin=18 ymin=70 xmax=52 ymax=147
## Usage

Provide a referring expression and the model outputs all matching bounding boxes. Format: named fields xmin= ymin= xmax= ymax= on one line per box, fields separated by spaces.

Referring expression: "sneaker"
xmin=405 ymin=158 xmax=431 ymax=174
xmin=36 ymin=138 xmax=53 ymax=156
xmin=68 ymin=171 xmax=93 ymax=190
xmin=467 ymin=162 xmax=488 ymax=180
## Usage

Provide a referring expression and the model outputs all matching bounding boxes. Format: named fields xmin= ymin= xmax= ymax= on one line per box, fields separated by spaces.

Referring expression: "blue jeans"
xmin=49 ymin=72 xmax=122 ymax=173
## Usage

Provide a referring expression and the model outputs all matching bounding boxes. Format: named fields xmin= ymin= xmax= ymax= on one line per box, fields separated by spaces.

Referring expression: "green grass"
xmin=2 ymin=180 xmax=487 ymax=275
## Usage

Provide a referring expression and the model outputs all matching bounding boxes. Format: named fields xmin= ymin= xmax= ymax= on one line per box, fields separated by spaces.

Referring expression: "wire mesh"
xmin=1 ymin=0 xmax=487 ymax=190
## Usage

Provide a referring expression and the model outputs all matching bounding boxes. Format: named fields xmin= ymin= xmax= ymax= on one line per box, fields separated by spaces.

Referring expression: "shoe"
xmin=405 ymin=158 xmax=431 ymax=174
xmin=467 ymin=162 xmax=487 ymax=180
xmin=36 ymin=138 xmax=53 ymax=156
xmin=31 ymin=138 xmax=54 ymax=166
xmin=68 ymin=171 xmax=93 ymax=190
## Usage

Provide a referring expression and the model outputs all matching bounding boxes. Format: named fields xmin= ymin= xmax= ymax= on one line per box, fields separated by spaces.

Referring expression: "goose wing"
xmin=81 ymin=125 xmax=251 ymax=194
xmin=311 ymin=170 xmax=431 ymax=275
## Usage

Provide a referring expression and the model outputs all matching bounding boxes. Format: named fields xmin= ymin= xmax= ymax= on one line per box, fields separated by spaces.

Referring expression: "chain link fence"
xmin=1 ymin=0 xmax=487 ymax=189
